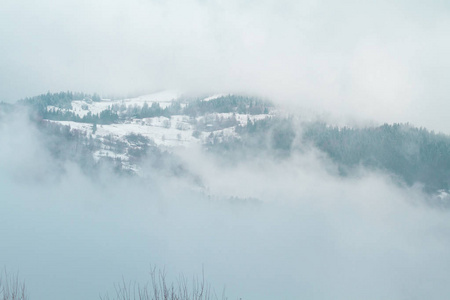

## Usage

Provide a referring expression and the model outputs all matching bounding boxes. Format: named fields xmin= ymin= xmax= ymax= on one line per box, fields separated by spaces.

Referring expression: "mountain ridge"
xmin=3 ymin=90 xmax=450 ymax=199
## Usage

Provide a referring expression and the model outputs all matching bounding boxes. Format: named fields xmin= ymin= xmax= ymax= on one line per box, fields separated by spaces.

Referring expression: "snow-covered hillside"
xmin=44 ymin=91 xmax=274 ymax=172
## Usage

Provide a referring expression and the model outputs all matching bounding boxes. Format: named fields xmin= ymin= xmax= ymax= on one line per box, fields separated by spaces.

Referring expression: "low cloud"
xmin=1 ymin=0 xmax=450 ymax=131
xmin=1 ymin=113 xmax=450 ymax=300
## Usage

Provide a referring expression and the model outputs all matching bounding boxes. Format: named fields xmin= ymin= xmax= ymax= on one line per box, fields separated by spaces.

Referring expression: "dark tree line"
xmin=19 ymin=91 xmax=100 ymax=110
xmin=183 ymin=95 xmax=271 ymax=117
xmin=208 ymin=117 xmax=450 ymax=193
xmin=303 ymin=122 xmax=450 ymax=192
xmin=21 ymin=92 xmax=273 ymax=125
xmin=19 ymin=91 xmax=105 ymax=123
xmin=43 ymin=108 xmax=119 ymax=124
xmin=111 ymin=101 xmax=183 ymax=119
xmin=207 ymin=117 xmax=296 ymax=160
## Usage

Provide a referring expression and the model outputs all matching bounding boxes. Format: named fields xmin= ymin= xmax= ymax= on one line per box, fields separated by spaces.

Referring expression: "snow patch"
xmin=203 ymin=94 xmax=227 ymax=102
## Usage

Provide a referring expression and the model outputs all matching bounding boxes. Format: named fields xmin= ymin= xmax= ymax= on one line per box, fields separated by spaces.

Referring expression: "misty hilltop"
xmin=1 ymin=90 xmax=450 ymax=198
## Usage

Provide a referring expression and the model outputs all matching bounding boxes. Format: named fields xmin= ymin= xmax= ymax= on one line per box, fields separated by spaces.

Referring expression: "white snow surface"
xmin=120 ymin=90 xmax=180 ymax=108
xmin=53 ymin=118 xmax=196 ymax=148
xmin=67 ymin=90 xmax=181 ymax=118
xmin=203 ymin=94 xmax=227 ymax=102
xmin=44 ymin=91 xmax=273 ymax=172
xmin=50 ymin=112 xmax=271 ymax=149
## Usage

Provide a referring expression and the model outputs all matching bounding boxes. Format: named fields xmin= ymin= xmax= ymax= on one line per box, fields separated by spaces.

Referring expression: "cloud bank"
xmin=2 ymin=111 xmax=450 ymax=300
xmin=1 ymin=0 xmax=450 ymax=131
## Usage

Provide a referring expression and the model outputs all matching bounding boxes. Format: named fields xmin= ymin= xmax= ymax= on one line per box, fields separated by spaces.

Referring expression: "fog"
xmin=1 ymin=0 xmax=450 ymax=131
xmin=2 ymin=110 xmax=450 ymax=300
xmin=2 ymin=1 xmax=450 ymax=299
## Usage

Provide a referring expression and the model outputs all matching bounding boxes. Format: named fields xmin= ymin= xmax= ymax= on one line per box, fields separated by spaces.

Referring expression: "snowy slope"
xmin=44 ymin=91 xmax=273 ymax=173
xmin=52 ymin=90 xmax=181 ymax=118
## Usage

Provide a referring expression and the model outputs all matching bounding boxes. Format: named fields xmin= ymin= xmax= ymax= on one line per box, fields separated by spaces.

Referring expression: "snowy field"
xmin=44 ymin=91 xmax=273 ymax=172
xmin=48 ymin=91 xmax=181 ymax=118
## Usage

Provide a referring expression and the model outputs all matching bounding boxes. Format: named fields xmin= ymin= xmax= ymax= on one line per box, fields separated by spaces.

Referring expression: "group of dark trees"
xmin=208 ymin=117 xmax=450 ymax=194
xmin=19 ymin=91 xmax=100 ymax=110
xmin=19 ymin=92 xmax=273 ymax=125
xmin=207 ymin=117 xmax=296 ymax=159
xmin=183 ymin=95 xmax=271 ymax=116
xmin=19 ymin=91 xmax=115 ymax=123
xmin=44 ymin=108 xmax=120 ymax=124
xmin=40 ymin=121 xmax=102 ymax=173
xmin=303 ymin=122 xmax=450 ymax=193
xmin=117 ymin=101 xmax=183 ymax=118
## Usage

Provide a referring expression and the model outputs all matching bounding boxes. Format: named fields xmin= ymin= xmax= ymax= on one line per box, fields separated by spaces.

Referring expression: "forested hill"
xmin=303 ymin=123 xmax=450 ymax=193
xmin=15 ymin=91 xmax=272 ymax=124
xmin=18 ymin=91 xmax=101 ymax=110
xmin=2 ymin=91 xmax=450 ymax=195
xmin=211 ymin=118 xmax=450 ymax=194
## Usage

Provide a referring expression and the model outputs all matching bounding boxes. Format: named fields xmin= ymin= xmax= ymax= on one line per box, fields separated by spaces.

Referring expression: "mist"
xmin=2 ymin=110 xmax=450 ymax=300
xmin=2 ymin=1 xmax=450 ymax=299
xmin=1 ymin=0 xmax=450 ymax=132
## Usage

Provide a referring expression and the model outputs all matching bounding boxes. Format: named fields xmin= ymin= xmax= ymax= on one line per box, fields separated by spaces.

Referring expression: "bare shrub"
xmin=0 ymin=270 xmax=28 ymax=300
xmin=100 ymin=266 xmax=228 ymax=300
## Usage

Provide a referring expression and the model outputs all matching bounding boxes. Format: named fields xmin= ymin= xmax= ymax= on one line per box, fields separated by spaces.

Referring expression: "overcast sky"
xmin=1 ymin=0 xmax=450 ymax=131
